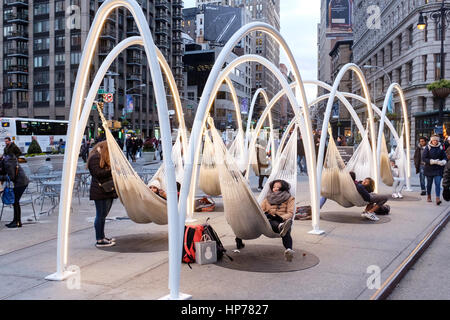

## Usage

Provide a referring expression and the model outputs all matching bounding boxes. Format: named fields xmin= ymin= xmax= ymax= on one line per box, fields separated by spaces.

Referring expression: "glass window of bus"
xmin=54 ymin=122 xmax=67 ymax=135
xmin=16 ymin=120 xmax=33 ymax=135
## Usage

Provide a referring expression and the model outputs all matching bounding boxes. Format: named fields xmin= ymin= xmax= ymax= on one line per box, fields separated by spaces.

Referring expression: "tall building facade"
xmin=316 ymin=0 xmax=353 ymax=130
xmin=352 ymin=0 xmax=450 ymax=148
xmin=197 ymin=0 xmax=281 ymax=126
xmin=0 ymin=0 xmax=184 ymax=138
xmin=182 ymin=4 xmax=252 ymax=131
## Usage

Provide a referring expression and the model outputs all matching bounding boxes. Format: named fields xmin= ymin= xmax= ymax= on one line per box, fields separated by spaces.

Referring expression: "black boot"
xmin=235 ymin=237 xmax=245 ymax=249
xmin=12 ymin=204 xmax=22 ymax=227
xmin=6 ymin=221 xmax=22 ymax=228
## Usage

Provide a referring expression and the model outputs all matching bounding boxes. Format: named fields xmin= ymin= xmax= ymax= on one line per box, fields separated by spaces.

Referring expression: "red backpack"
xmin=182 ymin=225 xmax=204 ymax=267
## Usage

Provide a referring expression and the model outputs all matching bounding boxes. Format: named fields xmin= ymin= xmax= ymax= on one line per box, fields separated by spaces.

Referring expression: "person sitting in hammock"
xmin=356 ymin=177 xmax=388 ymax=221
xmin=149 ymin=180 xmax=181 ymax=200
xmin=236 ymin=179 xmax=295 ymax=262
xmin=149 ymin=180 xmax=167 ymax=200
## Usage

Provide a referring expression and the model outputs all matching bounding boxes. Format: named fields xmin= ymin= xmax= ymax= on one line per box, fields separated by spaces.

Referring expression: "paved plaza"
xmin=0 ymin=158 xmax=449 ymax=300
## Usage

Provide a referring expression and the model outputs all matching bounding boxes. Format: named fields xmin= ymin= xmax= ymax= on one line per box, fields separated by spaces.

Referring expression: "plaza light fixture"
xmin=417 ymin=12 xmax=426 ymax=30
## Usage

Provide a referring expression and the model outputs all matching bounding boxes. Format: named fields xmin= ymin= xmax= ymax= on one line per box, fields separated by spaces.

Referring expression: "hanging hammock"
xmin=251 ymin=137 xmax=272 ymax=177
xmin=198 ymin=130 xmax=222 ymax=196
xmin=228 ymin=129 xmax=247 ymax=173
xmin=380 ymin=135 xmax=394 ymax=186
xmin=212 ymin=121 xmax=298 ymax=240
xmin=346 ymin=131 xmax=374 ymax=182
xmin=98 ymin=107 xmax=183 ymax=225
xmin=390 ymin=132 xmax=406 ymax=179
xmin=321 ymin=130 xmax=367 ymax=208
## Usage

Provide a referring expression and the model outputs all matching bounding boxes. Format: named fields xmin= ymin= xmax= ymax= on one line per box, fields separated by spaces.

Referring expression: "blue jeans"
xmin=319 ymin=197 xmax=327 ymax=209
xmin=94 ymin=198 xmax=114 ymax=241
xmin=419 ymin=166 xmax=426 ymax=191
xmin=297 ymin=155 xmax=306 ymax=173
xmin=426 ymin=175 xmax=442 ymax=198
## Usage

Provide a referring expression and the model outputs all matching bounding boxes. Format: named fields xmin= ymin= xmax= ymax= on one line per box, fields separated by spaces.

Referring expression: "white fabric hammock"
xmin=380 ymin=135 xmax=394 ymax=186
xmin=212 ymin=122 xmax=298 ymax=240
xmin=346 ymin=131 xmax=374 ymax=182
xmin=321 ymin=131 xmax=367 ymax=208
xmin=390 ymin=133 xmax=407 ymax=179
xmin=198 ymin=131 xmax=222 ymax=196
xmin=98 ymin=108 xmax=183 ymax=225
xmin=228 ymin=129 xmax=247 ymax=173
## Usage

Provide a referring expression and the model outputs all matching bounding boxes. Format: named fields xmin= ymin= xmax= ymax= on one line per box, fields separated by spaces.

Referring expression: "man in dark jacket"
xmin=3 ymin=137 xmax=22 ymax=158
xmin=414 ymin=137 xmax=428 ymax=195
xmin=0 ymin=155 xmax=29 ymax=228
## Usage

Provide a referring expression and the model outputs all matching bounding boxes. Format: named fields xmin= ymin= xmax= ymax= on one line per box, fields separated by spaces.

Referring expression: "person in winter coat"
xmin=234 ymin=180 xmax=295 ymax=262
xmin=422 ymin=135 xmax=447 ymax=205
xmin=414 ymin=137 xmax=428 ymax=195
xmin=3 ymin=137 xmax=22 ymax=158
xmin=0 ymin=155 xmax=29 ymax=228
xmin=87 ymin=141 xmax=118 ymax=247
xmin=255 ymin=139 xmax=271 ymax=191
xmin=261 ymin=179 xmax=295 ymax=261
xmin=297 ymin=135 xmax=306 ymax=174
xmin=442 ymin=160 xmax=450 ymax=201
xmin=357 ymin=177 xmax=388 ymax=221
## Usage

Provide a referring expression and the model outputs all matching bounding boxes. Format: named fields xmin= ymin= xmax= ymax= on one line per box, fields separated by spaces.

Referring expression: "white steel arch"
xmin=377 ymin=83 xmax=411 ymax=190
xmin=317 ymin=64 xmax=378 ymax=204
xmin=46 ymin=0 xmax=185 ymax=300
xmin=179 ymin=22 xmax=320 ymax=240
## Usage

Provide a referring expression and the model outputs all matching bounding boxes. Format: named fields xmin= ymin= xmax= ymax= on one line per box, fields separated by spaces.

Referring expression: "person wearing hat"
xmin=149 ymin=179 xmax=167 ymax=200
xmin=422 ymin=135 xmax=447 ymax=205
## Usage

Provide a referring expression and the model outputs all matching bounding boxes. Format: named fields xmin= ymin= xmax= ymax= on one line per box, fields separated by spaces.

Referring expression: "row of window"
xmin=33 ymin=52 xmax=81 ymax=67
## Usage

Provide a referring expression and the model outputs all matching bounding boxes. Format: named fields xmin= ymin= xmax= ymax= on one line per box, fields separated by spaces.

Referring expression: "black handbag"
xmin=99 ymin=178 xmax=115 ymax=193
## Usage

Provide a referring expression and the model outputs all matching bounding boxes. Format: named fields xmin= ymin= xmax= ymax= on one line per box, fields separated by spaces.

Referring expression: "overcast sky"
xmin=183 ymin=0 xmax=320 ymax=101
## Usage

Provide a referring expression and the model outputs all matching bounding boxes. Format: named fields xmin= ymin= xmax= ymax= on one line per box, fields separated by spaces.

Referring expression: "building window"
xmin=55 ymin=35 xmax=65 ymax=48
xmin=55 ymin=17 xmax=65 ymax=31
xmin=56 ymin=70 xmax=65 ymax=83
xmin=71 ymin=34 xmax=81 ymax=47
xmin=34 ymin=3 xmax=50 ymax=16
xmin=435 ymin=54 xmax=445 ymax=80
xmin=34 ymin=90 xmax=50 ymax=102
xmin=55 ymin=53 xmax=65 ymax=66
xmin=55 ymin=88 xmax=65 ymax=102
xmin=34 ymin=70 xmax=49 ymax=85
xmin=34 ymin=20 xmax=49 ymax=33
xmin=407 ymin=61 xmax=413 ymax=83
xmin=423 ymin=55 xmax=428 ymax=82
xmin=70 ymin=52 xmax=81 ymax=65
xmin=34 ymin=55 xmax=49 ymax=68
xmin=34 ymin=38 xmax=50 ymax=50
xmin=55 ymin=1 xmax=65 ymax=12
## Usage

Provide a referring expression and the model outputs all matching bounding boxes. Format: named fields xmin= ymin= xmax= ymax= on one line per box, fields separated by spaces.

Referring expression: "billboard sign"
xmin=203 ymin=5 xmax=242 ymax=44
xmin=326 ymin=0 xmax=353 ymax=37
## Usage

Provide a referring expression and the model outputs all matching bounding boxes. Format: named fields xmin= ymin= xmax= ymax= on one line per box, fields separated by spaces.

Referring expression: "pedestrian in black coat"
xmin=87 ymin=141 xmax=118 ymax=247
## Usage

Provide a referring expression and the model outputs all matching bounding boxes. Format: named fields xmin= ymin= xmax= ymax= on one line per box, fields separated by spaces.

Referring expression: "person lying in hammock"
xmin=235 ymin=179 xmax=295 ymax=262
xmin=148 ymin=180 xmax=181 ymax=200
xmin=356 ymin=177 xmax=388 ymax=222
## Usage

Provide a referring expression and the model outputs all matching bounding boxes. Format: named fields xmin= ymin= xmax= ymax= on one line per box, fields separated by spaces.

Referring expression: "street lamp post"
xmin=417 ymin=0 xmax=450 ymax=126
xmin=124 ymin=83 xmax=146 ymax=132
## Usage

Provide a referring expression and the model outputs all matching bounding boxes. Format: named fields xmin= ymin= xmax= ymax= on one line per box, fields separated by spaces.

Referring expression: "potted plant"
xmin=142 ymin=139 xmax=156 ymax=163
xmin=427 ymin=79 xmax=450 ymax=99
xmin=24 ymin=139 xmax=48 ymax=174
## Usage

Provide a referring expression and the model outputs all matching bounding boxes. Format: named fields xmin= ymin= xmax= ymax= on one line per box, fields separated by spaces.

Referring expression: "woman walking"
xmin=0 ymin=155 xmax=29 ymax=228
xmin=87 ymin=141 xmax=118 ymax=247
xmin=422 ymin=135 xmax=447 ymax=205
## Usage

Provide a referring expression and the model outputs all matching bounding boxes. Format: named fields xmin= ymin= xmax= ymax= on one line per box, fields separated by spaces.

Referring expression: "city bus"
xmin=0 ymin=118 xmax=69 ymax=154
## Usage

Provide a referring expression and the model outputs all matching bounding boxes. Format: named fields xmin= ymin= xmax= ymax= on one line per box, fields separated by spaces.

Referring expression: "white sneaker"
xmin=362 ymin=212 xmax=380 ymax=221
xmin=284 ymin=248 xmax=294 ymax=262
xmin=397 ymin=193 xmax=403 ymax=199
xmin=392 ymin=193 xmax=399 ymax=199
